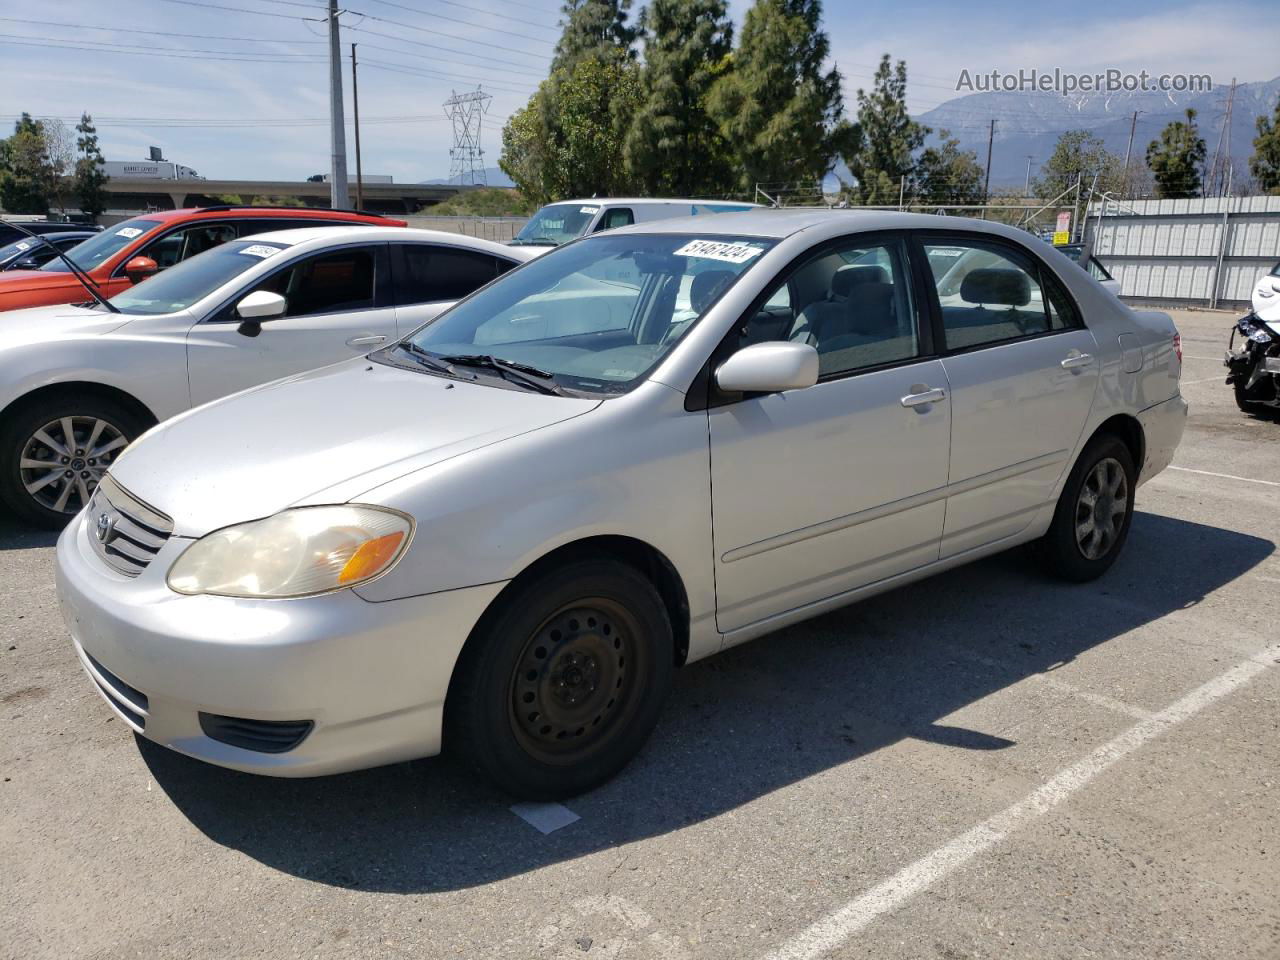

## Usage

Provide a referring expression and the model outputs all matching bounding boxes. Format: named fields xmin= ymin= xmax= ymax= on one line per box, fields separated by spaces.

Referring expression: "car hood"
xmin=110 ymin=357 xmax=602 ymax=537
xmin=0 ymin=302 xmax=130 ymax=348
xmin=0 ymin=268 xmax=81 ymax=295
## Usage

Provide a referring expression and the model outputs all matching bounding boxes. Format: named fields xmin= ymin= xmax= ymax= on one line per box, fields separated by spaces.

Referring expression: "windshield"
xmin=40 ymin=218 xmax=161 ymax=272
xmin=0 ymin=238 xmax=41 ymax=263
xmin=511 ymin=203 xmax=600 ymax=246
xmin=109 ymin=240 xmax=289 ymax=315
xmin=392 ymin=233 xmax=774 ymax=395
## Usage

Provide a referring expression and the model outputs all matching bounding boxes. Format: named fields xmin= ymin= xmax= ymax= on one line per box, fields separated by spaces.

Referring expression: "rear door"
xmin=390 ymin=242 xmax=518 ymax=333
xmin=919 ymin=233 xmax=1100 ymax=557
xmin=187 ymin=242 xmax=397 ymax=405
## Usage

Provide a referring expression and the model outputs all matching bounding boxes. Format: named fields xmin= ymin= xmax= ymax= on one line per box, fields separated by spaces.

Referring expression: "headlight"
xmin=1238 ymin=316 xmax=1275 ymax=344
xmin=167 ymin=505 xmax=413 ymax=598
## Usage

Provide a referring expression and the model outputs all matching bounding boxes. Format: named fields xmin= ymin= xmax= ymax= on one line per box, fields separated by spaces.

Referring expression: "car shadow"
xmin=0 ymin=512 xmax=59 ymax=551
xmin=139 ymin=511 xmax=1272 ymax=893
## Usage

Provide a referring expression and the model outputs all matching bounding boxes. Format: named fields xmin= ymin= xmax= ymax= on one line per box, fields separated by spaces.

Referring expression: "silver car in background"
xmin=56 ymin=210 xmax=1187 ymax=798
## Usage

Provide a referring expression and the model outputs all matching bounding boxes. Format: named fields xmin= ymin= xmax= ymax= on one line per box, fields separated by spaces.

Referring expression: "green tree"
xmin=1034 ymin=130 xmax=1124 ymax=202
xmin=844 ymin=56 xmax=927 ymax=205
xmin=0 ymin=113 xmax=55 ymax=214
xmin=1250 ymin=97 xmax=1280 ymax=195
xmin=624 ymin=0 xmax=734 ymax=196
xmin=1145 ymin=108 xmax=1206 ymax=199
xmin=500 ymin=92 xmax=558 ymax=205
xmin=73 ymin=113 xmax=109 ymax=219
xmin=911 ymin=129 xmax=985 ymax=205
xmin=553 ymin=0 xmax=637 ymax=71
xmin=708 ymin=0 xmax=848 ymax=194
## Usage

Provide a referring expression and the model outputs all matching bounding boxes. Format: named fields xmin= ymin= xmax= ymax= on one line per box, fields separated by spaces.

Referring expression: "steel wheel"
xmin=18 ymin=416 xmax=127 ymax=515
xmin=508 ymin=598 xmax=641 ymax=765
xmin=1074 ymin=456 xmax=1129 ymax=561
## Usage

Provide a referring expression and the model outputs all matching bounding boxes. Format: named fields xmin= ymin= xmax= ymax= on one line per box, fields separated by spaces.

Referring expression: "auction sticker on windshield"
xmin=674 ymin=239 xmax=766 ymax=264
xmin=116 ymin=227 xmax=144 ymax=239
xmin=239 ymin=244 xmax=283 ymax=259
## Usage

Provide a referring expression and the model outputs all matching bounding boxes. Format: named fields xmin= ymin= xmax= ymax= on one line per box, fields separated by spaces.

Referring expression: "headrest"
xmin=960 ymin=268 xmax=1031 ymax=306
xmin=832 ymin=264 xmax=888 ymax=298
xmin=690 ymin=269 xmax=735 ymax=314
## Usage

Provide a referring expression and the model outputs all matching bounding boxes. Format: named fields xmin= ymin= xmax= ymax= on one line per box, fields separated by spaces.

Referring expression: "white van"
xmin=509 ymin=198 xmax=759 ymax=247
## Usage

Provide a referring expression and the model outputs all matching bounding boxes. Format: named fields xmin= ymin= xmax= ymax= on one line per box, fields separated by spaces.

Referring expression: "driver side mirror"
xmin=123 ymin=256 xmax=159 ymax=284
xmin=715 ymin=341 xmax=819 ymax=395
xmin=234 ymin=290 xmax=286 ymax=338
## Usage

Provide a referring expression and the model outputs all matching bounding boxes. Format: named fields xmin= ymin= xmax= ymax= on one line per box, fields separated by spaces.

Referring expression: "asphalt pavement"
xmin=1 ymin=307 xmax=1276 ymax=959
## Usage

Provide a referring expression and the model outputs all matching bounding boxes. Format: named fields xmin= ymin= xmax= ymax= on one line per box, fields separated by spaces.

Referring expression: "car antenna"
xmin=0 ymin=218 xmax=120 ymax=313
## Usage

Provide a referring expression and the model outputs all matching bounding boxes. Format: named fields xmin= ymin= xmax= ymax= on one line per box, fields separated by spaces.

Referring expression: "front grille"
xmin=87 ymin=475 xmax=173 ymax=577
xmin=198 ymin=713 xmax=314 ymax=754
xmin=84 ymin=651 xmax=148 ymax=729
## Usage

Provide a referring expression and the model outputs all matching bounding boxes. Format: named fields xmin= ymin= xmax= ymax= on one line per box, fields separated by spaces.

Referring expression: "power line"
xmin=347 ymin=9 xmax=553 ymax=62
xmin=154 ymin=0 xmax=318 ymax=21
xmin=344 ymin=28 xmax=545 ymax=77
xmin=362 ymin=0 xmax=560 ymax=38
xmin=360 ymin=58 xmax=532 ymax=96
xmin=0 ymin=35 xmax=325 ymax=63
xmin=0 ymin=15 xmax=325 ymax=43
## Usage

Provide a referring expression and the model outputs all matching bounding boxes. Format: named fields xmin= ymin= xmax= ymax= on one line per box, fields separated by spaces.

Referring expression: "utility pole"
xmin=1023 ymin=155 xmax=1033 ymax=196
xmin=981 ymin=118 xmax=996 ymax=218
xmin=351 ymin=42 xmax=363 ymax=211
xmin=1207 ymin=78 xmax=1236 ymax=198
xmin=1121 ymin=111 xmax=1139 ymax=197
xmin=327 ymin=0 xmax=349 ymax=208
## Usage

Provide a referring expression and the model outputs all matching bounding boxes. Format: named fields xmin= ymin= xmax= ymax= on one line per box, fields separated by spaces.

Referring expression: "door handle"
xmin=1060 ymin=352 xmax=1093 ymax=370
xmin=346 ymin=335 xmax=387 ymax=347
xmin=900 ymin=386 xmax=947 ymax=408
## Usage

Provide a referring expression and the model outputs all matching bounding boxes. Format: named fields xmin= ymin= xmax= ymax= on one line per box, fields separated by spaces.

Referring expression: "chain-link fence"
xmin=404 ymin=215 xmax=528 ymax=242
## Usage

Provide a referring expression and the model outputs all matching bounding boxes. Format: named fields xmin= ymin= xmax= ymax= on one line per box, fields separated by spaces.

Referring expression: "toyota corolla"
xmin=55 ymin=210 xmax=1187 ymax=798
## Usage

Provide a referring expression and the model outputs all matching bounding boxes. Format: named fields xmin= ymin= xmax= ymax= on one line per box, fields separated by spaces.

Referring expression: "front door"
xmin=708 ymin=235 xmax=952 ymax=634
xmin=919 ymin=236 xmax=1100 ymax=556
xmin=187 ymin=243 xmax=397 ymax=406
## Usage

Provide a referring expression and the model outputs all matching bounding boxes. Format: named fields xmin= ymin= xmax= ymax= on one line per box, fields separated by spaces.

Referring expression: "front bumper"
xmin=1136 ymin=392 xmax=1188 ymax=486
xmin=56 ymin=513 xmax=504 ymax=777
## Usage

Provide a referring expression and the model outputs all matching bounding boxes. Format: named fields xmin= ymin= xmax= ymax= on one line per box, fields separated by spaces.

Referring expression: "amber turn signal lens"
xmin=339 ymin=531 xmax=406 ymax=584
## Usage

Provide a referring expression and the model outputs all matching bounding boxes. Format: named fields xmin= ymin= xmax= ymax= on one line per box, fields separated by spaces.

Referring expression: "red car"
xmin=0 ymin=206 xmax=407 ymax=312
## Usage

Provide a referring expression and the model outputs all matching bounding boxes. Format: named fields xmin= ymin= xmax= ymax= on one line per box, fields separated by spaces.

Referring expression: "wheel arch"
xmin=1089 ymin=413 xmax=1145 ymax=478
xmin=0 ymin=381 xmax=159 ymax=434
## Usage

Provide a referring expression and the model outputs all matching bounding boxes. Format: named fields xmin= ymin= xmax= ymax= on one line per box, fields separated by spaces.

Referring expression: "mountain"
xmin=915 ymin=77 xmax=1280 ymax=189
xmin=420 ymin=167 xmax=515 ymax=188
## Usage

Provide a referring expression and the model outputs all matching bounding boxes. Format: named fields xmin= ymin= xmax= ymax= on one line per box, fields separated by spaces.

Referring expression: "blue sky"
xmin=2 ymin=0 xmax=1275 ymax=183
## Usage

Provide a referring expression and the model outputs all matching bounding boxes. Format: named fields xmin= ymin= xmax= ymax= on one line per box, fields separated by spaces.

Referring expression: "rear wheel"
xmin=446 ymin=559 xmax=673 ymax=799
xmin=1039 ymin=435 xmax=1136 ymax=582
xmin=0 ymin=395 xmax=147 ymax=528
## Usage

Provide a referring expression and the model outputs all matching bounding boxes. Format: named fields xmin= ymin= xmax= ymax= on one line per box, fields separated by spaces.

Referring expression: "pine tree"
xmin=1034 ymin=131 xmax=1124 ymax=201
xmin=553 ymin=0 xmax=637 ymax=72
xmin=74 ymin=112 xmax=109 ymax=219
xmin=844 ymin=56 xmax=927 ymax=205
xmin=624 ymin=0 xmax=734 ymax=196
xmin=0 ymin=114 xmax=54 ymax=214
xmin=1250 ymin=98 xmax=1280 ymax=195
xmin=1146 ymin=109 xmax=1206 ymax=199
xmin=911 ymin=129 xmax=985 ymax=206
xmin=707 ymin=0 xmax=848 ymax=194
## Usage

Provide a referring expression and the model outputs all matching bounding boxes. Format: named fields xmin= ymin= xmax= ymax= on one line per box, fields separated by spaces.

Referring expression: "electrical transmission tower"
xmin=443 ymin=88 xmax=492 ymax=186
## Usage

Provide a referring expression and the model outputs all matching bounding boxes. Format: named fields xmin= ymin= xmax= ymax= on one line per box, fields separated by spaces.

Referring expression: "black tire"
xmin=0 ymin=393 xmax=149 ymax=529
xmin=1233 ymin=378 xmax=1255 ymax=412
xmin=1039 ymin=434 xmax=1137 ymax=582
xmin=445 ymin=559 xmax=674 ymax=799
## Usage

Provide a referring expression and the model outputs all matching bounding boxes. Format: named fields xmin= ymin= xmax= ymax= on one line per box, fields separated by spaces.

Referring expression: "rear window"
xmin=40 ymin=218 xmax=161 ymax=272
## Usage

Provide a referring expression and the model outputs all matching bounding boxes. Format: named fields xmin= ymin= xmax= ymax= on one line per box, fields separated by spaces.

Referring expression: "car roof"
xmin=237 ymin=224 xmax=536 ymax=258
xmin=125 ymin=207 xmax=401 ymax=225
xmin=604 ymin=208 xmax=1039 ymax=243
xmin=554 ymin=198 xmax=760 ymax=207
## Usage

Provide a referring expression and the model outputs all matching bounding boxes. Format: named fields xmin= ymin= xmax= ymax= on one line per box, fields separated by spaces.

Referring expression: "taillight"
xmin=1173 ymin=333 xmax=1182 ymax=365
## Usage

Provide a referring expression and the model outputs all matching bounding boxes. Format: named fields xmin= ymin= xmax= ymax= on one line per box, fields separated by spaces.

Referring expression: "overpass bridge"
xmin=72 ymin=177 xmax=467 ymax=215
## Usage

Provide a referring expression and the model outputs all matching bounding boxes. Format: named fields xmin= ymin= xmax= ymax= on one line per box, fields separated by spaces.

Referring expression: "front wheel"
xmin=445 ymin=559 xmax=673 ymax=799
xmin=0 ymin=395 xmax=147 ymax=528
xmin=1039 ymin=435 xmax=1136 ymax=582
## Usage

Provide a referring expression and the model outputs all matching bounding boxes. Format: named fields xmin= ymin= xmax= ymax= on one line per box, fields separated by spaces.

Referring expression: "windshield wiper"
xmin=438 ymin=354 xmax=568 ymax=396
xmin=1 ymin=219 xmax=119 ymax=313
xmin=396 ymin=342 xmax=473 ymax=378
xmin=511 ymin=236 xmax=559 ymax=247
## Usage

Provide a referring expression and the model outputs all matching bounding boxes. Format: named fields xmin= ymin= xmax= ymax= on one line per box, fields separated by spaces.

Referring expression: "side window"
xmin=396 ymin=245 xmax=499 ymax=304
xmin=140 ymin=223 xmax=237 ymax=271
xmin=740 ymin=237 xmax=919 ymax=377
xmin=253 ymin=247 xmax=377 ymax=317
xmin=596 ymin=208 xmax=634 ymax=231
xmin=924 ymin=240 xmax=1071 ymax=350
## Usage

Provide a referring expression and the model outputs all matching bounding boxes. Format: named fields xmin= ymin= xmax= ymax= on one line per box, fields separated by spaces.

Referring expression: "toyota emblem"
xmin=95 ymin=512 xmax=113 ymax=542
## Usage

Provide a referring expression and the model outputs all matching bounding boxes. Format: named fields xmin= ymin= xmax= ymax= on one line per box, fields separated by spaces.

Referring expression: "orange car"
xmin=0 ymin=205 xmax=407 ymax=312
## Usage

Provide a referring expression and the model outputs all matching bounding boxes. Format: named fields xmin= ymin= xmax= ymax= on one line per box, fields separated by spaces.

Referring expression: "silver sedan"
xmin=56 ymin=210 xmax=1187 ymax=798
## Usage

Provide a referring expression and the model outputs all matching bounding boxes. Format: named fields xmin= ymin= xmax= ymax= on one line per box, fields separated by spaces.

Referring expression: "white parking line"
xmin=762 ymin=643 xmax=1279 ymax=960
xmin=1168 ymin=466 xmax=1280 ymax=488
xmin=510 ymin=801 xmax=581 ymax=834
xmin=945 ymin=644 xmax=1151 ymax=720
xmin=1179 ymin=375 xmax=1226 ymax=385
xmin=1182 ymin=355 xmax=1225 ymax=362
